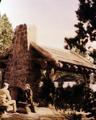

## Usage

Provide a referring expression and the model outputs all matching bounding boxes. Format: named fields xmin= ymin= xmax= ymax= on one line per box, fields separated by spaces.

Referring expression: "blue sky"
xmin=0 ymin=0 xmax=79 ymax=49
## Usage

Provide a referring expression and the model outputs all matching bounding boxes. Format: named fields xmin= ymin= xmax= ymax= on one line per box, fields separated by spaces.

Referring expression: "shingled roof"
xmin=30 ymin=42 xmax=95 ymax=70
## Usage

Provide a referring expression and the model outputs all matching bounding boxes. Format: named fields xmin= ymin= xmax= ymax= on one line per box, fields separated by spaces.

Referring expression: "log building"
xmin=0 ymin=24 xmax=95 ymax=101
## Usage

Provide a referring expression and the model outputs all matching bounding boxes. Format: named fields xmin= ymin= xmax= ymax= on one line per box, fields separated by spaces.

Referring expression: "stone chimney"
xmin=4 ymin=24 xmax=29 ymax=88
xmin=4 ymin=24 xmax=41 ymax=101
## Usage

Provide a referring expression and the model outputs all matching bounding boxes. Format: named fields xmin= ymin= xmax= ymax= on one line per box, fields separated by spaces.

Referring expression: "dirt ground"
xmin=0 ymin=107 xmax=64 ymax=120
xmin=0 ymin=107 xmax=95 ymax=120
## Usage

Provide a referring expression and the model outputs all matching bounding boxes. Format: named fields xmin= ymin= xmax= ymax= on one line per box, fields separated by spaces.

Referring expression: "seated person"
xmin=0 ymin=83 xmax=17 ymax=112
xmin=24 ymin=83 xmax=35 ymax=113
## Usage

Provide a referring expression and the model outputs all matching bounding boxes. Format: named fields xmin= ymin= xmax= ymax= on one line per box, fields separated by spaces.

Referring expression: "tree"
xmin=0 ymin=14 xmax=13 ymax=53
xmin=64 ymin=0 xmax=96 ymax=55
xmin=89 ymin=49 xmax=96 ymax=64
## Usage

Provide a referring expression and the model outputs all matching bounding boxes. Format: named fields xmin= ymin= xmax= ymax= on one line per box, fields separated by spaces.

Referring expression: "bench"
xmin=17 ymin=101 xmax=31 ymax=113
xmin=0 ymin=105 xmax=7 ymax=114
xmin=0 ymin=103 xmax=14 ymax=114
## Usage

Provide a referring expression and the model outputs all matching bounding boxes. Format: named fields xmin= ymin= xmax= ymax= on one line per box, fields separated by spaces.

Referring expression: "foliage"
xmin=0 ymin=14 xmax=13 ymax=53
xmin=64 ymin=0 xmax=96 ymax=55
xmin=38 ymin=75 xmax=55 ymax=107
xmin=89 ymin=49 xmax=96 ymax=64
xmin=53 ymin=83 xmax=96 ymax=117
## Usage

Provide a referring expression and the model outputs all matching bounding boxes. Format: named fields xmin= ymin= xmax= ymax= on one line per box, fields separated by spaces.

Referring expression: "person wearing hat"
xmin=0 ymin=82 xmax=17 ymax=112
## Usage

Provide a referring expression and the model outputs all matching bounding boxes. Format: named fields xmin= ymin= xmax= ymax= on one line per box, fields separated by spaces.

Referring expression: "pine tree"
xmin=64 ymin=0 xmax=96 ymax=55
xmin=0 ymin=14 xmax=13 ymax=53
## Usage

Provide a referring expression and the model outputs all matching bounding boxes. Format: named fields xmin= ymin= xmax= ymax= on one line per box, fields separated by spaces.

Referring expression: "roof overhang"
xmin=29 ymin=42 xmax=96 ymax=73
